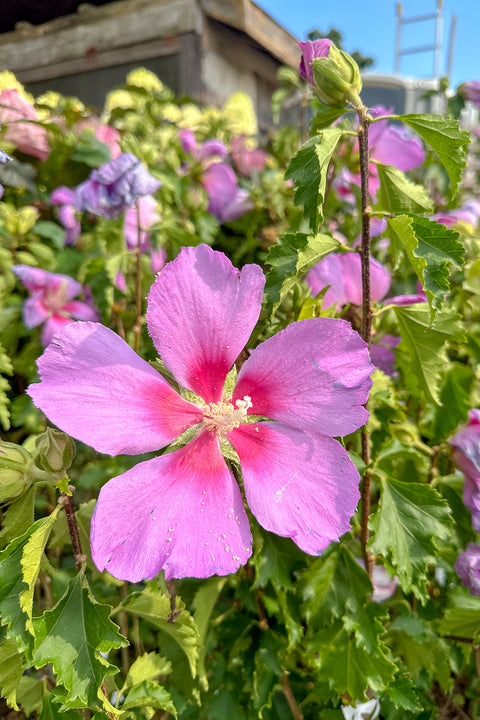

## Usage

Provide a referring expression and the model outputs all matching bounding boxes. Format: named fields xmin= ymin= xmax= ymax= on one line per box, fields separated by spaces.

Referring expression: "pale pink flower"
xmin=231 ymin=136 xmax=267 ymax=177
xmin=28 ymin=245 xmax=373 ymax=581
xmin=50 ymin=186 xmax=81 ymax=246
xmin=449 ymin=409 xmax=480 ymax=533
xmin=123 ymin=195 xmax=161 ymax=252
xmin=12 ymin=265 xmax=99 ymax=345
xmin=76 ymin=117 xmax=122 ymax=159
xmin=455 ymin=543 xmax=480 ymax=597
xmin=0 ymin=89 xmax=50 ymax=161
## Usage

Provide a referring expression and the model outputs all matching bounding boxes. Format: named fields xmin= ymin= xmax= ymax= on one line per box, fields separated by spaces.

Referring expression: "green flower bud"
xmin=0 ymin=441 xmax=33 ymax=502
xmin=34 ymin=428 xmax=76 ymax=478
xmin=311 ymin=44 xmax=362 ymax=108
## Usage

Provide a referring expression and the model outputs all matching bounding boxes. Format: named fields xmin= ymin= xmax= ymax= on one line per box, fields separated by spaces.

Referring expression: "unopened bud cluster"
xmin=299 ymin=39 xmax=363 ymax=109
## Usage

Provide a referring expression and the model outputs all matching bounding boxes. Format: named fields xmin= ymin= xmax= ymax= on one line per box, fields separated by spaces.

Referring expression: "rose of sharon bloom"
xmin=449 ymin=409 xmax=480 ymax=533
xmin=50 ymin=186 xmax=81 ymax=246
xmin=123 ymin=195 xmax=161 ymax=252
xmin=455 ymin=543 xmax=480 ymax=597
xmin=0 ymin=89 xmax=50 ymax=161
xmin=342 ymin=698 xmax=380 ymax=720
xmin=28 ymin=245 xmax=373 ymax=581
xmin=231 ymin=136 xmax=267 ymax=177
xmin=306 ymin=252 xmax=391 ymax=309
xmin=75 ymin=153 xmax=161 ymax=219
xmin=203 ymin=163 xmax=254 ymax=222
xmin=459 ymin=80 xmax=480 ymax=108
xmin=299 ymin=39 xmax=332 ymax=86
xmin=12 ymin=265 xmax=99 ymax=346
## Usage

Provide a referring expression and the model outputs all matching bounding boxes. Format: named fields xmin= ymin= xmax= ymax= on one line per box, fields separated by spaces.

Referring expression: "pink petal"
xmin=306 ymin=253 xmax=390 ymax=307
xmin=233 ymin=318 xmax=373 ymax=437
xmin=12 ymin=265 xmax=82 ymax=299
xmin=42 ymin=315 xmax=73 ymax=346
xmin=61 ymin=300 xmax=99 ymax=321
xmin=91 ymin=431 xmax=252 ymax=581
xmin=229 ymin=422 xmax=360 ymax=554
xmin=28 ymin=322 xmax=202 ymax=455
xmin=147 ymin=245 xmax=265 ymax=403
xmin=22 ymin=293 xmax=49 ymax=328
xmin=372 ymin=125 xmax=425 ymax=171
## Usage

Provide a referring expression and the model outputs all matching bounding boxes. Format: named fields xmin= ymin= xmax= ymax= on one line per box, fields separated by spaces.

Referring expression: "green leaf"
xmin=32 ymin=574 xmax=128 ymax=709
xmin=0 ymin=343 xmax=13 ymax=430
xmin=399 ymin=113 xmax=470 ymax=195
xmin=388 ymin=617 xmax=452 ymax=691
xmin=395 ymin=304 xmax=462 ymax=404
xmin=122 ymin=680 xmax=177 ymax=716
xmin=299 ymin=545 xmax=372 ymax=628
xmin=369 ymin=478 xmax=452 ymax=599
xmin=285 ymin=128 xmax=343 ymax=231
xmin=319 ymin=630 xmax=396 ymax=701
xmin=122 ymin=651 xmax=172 ymax=690
xmin=431 ymin=363 xmax=474 ymax=442
xmin=253 ymin=633 xmax=283 ymax=715
xmin=387 ymin=215 xmax=464 ymax=315
xmin=16 ymin=675 xmax=46 ymax=716
xmin=0 ymin=637 xmax=25 ymax=709
xmin=381 ymin=675 xmax=423 ymax=712
xmin=438 ymin=589 xmax=480 ymax=640
xmin=375 ymin=163 xmax=433 ymax=214
xmin=193 ymin=577 xmax=227 ymax=690
xmin=343 ymin=603 xmax=389 ymax=654
xmin=264 ymin=231 xmax=339 ymax=318
xmin=34 ymin=221 xmax=67 ymax=252
xmin=20 ymin=507 xmax=60 ymax=635
xmin=72 ymin=135 xmax=112 ymax=167
xmin=39 ymin=694 xmax=83 ymax=720
xmin=0 ymin=486 xmax=36 ymax=548
xmin=206 ymin=688 xmax=246 ymax=720
xmin=310 ymin=102 xmax=347 ymax=131
xmin=120 ymin=588 xmax=200 ymax=678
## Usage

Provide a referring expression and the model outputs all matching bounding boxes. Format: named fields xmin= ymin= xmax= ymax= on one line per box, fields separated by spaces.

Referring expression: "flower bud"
xmin=299 ymin=40 xmax=362 ymax=108
xmin=0 ymin=441 xmax=33 ymax=502
xmin=34 ymin=428 xmax=76 ymax=478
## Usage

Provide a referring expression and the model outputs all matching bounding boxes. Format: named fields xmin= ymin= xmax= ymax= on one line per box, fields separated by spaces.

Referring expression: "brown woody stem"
xmin=61 ymin=490 xmax=85 ymax=572
xmin=357 ymin=105 xmax=374 ymax=580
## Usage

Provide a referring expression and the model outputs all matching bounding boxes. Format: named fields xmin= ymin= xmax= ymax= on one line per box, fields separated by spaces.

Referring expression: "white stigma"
xmin=202 ymin=396 xmax=253 ymax=436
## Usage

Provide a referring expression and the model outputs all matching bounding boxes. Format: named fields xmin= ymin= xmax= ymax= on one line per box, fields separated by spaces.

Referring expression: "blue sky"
xmin=256 ymin=0 xmax=479 ymax=89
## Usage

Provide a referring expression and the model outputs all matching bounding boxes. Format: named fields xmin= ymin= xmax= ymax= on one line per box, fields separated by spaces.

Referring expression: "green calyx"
xmin=311 ymin=46 xmax=362 ymax=109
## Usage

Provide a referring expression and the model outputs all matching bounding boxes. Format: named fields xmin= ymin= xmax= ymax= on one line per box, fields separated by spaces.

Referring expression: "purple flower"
xmin=75 ymin=153 xmax=161 ymax=220
xmin=299 ymin=39 xmax=333 ymax=86
xmin=0 ymin=141 xmax=12 ymax=198
xmin=306 ymin=252 xmax=391 ymax=309
xmin=28 ymin=245 xmax=373 ymax=581
xmin=123 ymin=195 xmax=161 ymax=252
xmin=459 ymin=81 xmax=480 ymax=108
xmin=369 ymin=335 xmax=400 ymax=377
xmin=12 ymin=265 xmax=99 ymax=346
xmin=432 ymin=200 xmax=480 ymax=230
xmin=455 ymin=543 xmax=480 ymax=596
xmin=50 ymin=186 xmax=81 ymax=246
xmin=449 ymin=410 xmax=480 ymax=533
xmin=178 ymin=129 xmax=228 ymax=161
xmin=231 ymin=136 xmax=267 ymax=177
xmin=203 ymin=163 xmax=254 ymax=222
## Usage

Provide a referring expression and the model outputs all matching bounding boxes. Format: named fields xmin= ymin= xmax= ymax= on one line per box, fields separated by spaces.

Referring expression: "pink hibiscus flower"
xmin=0 ymin=89 xmax=50 ymax=161
xmin=28 ymin=245 xmax=373 ymax=581
xmin=12 ymin=266 xmax=99 ymax=345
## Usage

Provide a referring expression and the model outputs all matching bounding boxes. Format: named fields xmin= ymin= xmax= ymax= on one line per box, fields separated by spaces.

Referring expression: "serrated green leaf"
xmin=122 ymin=680 xmax=176 ymax=716
xmin=253 ymin=632 xmax=283 ymax=714
xmin=264 ymin=231 xmax=339 ymax=318
xmin=0 ymin=343 xmax=13 ymax=430
xmin=120 ymin=588 xmax=200 ymax=678
xmin=343 ymin=603 xmax=389 ymax=654
xmin=438 ymin=589 xmax=480 ymax=639
xmin=320 ymin=630 xmax=396 ymax=701
xmin=431 ymin=363 xmax=474 ymax=442
xmin=20 ymin=507 xmax=61 ymax=634
xmin=0 ymin=486 xmax=36 ymax=548
xmin=206 ymin=688 xmax=246 ymax=720
xmin=395 ymin=304 xmax=462 ymax=404
xmin=16 ymin=674 xmax=46 ymax=716
xmin=32 ymin=574 xmax=128 ymax=709
xmin=122 ymin=651 xmax=172 ymax=690
xmin=299 ymin=546 xmax=372 ymax=628
xmin=310 ymin=103 xmax=347 ymax=131
xmin=369 ymin=478 xmax=452 ymax=599
xmin=381 ymin=675 xmax=422 ymax=711
xmin=387 ymin=214 xmax=464 ymax=315
xmin=285 ymin=128 xmax=343 ymax=230
xmin=399 ymin=113 xmax=470 ymax=195
xmin=0 ymin=524 xmax=42 ymax=650
xmin=0 ymin=637 xmax=25 ymax=709
xmin=375 ymin=163 xmax=433 ymax=214
xmin=193 ymin=576 xmax=227 ymax=690
xmin=388 ymin=620 xmax=452 ymax=691
xmin=38 ymin=694 xmax=83 ymax=720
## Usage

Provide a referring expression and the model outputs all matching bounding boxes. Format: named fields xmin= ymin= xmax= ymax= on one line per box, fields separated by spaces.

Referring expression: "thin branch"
xmin=281 ymin=675 xmax=304 ymax=720
xmin=357 ymin=104 xmax=374 ymax=580
xmin=60 ymin=489 xmax=86 ymax=572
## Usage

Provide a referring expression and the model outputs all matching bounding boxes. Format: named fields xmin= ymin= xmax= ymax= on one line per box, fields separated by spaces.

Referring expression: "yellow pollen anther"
xmin=202 ymin=395 xmax=252 ymax=435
